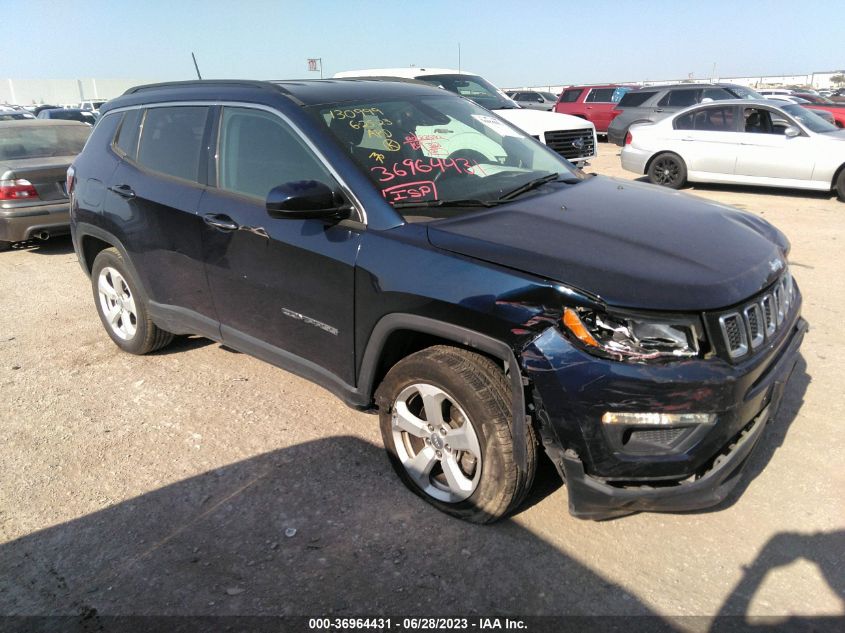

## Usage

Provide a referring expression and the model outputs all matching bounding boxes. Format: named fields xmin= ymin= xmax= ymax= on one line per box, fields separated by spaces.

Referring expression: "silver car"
xmin=508 ymin=90 xmax=558 ymax=111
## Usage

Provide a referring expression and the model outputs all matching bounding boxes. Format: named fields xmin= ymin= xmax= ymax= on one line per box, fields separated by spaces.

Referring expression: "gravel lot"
xmin=1 ymin=142 xmax=843 ymax=628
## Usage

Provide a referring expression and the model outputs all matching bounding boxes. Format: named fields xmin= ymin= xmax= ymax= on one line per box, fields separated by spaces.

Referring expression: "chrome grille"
xmin=544 ymin=129 xmax=595 ymax=160
xmin=715 ymin=271 xmax=795 ymax=360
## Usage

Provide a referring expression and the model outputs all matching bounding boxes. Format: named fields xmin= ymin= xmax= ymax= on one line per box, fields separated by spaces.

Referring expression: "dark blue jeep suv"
xmin=68 ymin=79 xmax=806 ymax=522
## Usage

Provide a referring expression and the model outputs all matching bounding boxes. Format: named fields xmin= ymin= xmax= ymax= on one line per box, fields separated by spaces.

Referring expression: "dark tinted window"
xmin=137 ymin=106 xmax=208 ymax=182
xmin=702 ymin=87 xmax=733 ymax=101
xmin=585 ymin=88 xmax=616 ymax=102
xmin=657 ymin=90 xmax=700 ymax=107
xmin=114 ymin=109 xmax=142 ymax=158
xmin=560 ymin=89 xmax=583 ymax=103
xmin=675 ymin=106 xmax=736 ymax=131
xmin=617 ymin=91 xmax=655 ymax=107
xmin=218 ymin=107 xmax=334 ymax=200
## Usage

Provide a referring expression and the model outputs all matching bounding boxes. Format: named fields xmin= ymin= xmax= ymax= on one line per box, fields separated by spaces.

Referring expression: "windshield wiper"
xmin=498 ymin=173 xmax=579 ymax=201
xmin=393 ymin=198 xmax=499 ymax=209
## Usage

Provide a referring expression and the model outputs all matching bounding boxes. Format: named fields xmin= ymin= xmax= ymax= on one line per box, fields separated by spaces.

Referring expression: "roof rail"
xmin=122 ymin=80 xmax=281 ymax=95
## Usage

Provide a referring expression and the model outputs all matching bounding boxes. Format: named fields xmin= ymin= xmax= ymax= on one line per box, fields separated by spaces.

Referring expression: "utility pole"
xmin=458 ymin=43 xmax=461 ymax=73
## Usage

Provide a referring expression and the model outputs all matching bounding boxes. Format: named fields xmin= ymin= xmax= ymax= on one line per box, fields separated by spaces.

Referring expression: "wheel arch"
xmin=74 ymin=224 xmax=150 ymax=301
xmin=359 ymin=314 xmax=529 ymax=468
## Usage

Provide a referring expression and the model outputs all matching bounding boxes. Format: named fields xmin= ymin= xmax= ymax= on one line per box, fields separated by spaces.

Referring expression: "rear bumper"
xmin=606 ymin=124 xmax=627 ymax=146
xmin=620 ymin=146 xmax=649 ymax=175
xmin=0 ymin=202 xmax=70 ymax=242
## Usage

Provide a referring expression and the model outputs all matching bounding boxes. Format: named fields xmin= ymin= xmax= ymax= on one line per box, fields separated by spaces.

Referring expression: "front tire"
xmin=647 ymin=152 xmax=688 ymax=189
xmin=376 ymin=346 xmax=536 ymax=523
xmin=91 ymin=247 xmax=173 ymax=355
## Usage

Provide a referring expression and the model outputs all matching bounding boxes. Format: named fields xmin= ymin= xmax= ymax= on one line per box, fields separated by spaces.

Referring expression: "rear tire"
xmin=648 ymin=152 xmax=688 ymax=189
xmin=91 ymin=247 xmax=173 ymax=355
xmin=836 ymin=169 xmax=845 ymax=203
xmin=0 ymin=241 xmax=11 ymax=252
xmin=376 ymin=345 xmax=536 ymax=524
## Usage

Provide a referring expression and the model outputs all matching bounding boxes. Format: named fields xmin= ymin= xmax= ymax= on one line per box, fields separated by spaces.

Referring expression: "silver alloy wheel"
xmin=97 ymin=266 xmax=138 ymax=340
xmin=390 ymin=383 xmax=482 ymax=503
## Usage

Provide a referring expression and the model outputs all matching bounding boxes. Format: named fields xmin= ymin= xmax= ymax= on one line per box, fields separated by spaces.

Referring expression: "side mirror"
xmin=265 ymin=180 xmax=352 ymax=221
xmin=784 ymin=125 xmax=801 ymax=138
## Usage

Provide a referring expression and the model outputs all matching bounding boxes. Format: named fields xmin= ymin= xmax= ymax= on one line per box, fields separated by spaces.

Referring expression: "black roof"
xmin=111 ymin=78 xmax=447 ymax=110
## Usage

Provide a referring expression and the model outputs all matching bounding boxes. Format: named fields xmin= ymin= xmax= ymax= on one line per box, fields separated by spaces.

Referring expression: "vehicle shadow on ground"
xmin=711 ymin=530 xmax=844 ymax=632
xmin=1 ymin=435 xmax=840 ymax=631
xmin=0 ymin=437 xmax=667 ymax=621
xmin=5 ymin=236 xmax=74 ymax=256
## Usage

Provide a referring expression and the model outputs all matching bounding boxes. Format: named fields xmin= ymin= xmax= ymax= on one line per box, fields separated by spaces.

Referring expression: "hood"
xmin=493 ymin=108 xmax=594 ymax=135
xmin=426 ymin=176 xmax=789 ymax=311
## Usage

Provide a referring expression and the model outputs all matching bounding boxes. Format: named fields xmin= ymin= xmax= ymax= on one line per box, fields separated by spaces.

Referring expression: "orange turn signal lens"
xmin=562 ymin=307 xmax=599 ymax=348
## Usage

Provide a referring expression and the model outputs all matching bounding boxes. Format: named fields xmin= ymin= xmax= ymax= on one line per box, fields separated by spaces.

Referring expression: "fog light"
xmin=601 ymin=412 xmax=716 ymax=425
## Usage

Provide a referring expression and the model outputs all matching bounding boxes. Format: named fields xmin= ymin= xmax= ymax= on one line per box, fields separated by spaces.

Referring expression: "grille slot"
xmin=543 ymin=129 xmax=595 ymax=160
xmin=719 ymin=313 xmax=748 ymax=358
xmin=713 ymin=272 xmax=795 ymax=361
xmin=761 ymin=294 xmax=776 ymax=336
xmin=743 ymin=303 xmax=765 ymax=349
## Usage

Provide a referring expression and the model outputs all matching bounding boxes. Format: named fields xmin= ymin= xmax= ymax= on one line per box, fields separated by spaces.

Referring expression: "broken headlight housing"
xmin=561 ymin=307 xmax=703 ymax=362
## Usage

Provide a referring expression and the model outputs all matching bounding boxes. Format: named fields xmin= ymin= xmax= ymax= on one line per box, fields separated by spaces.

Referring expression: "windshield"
xmin=727 ymin=86 xmax=763 ymax=100
xmin=782 ymin=104 xmax=839 ymax=133
xmin=413 ymin=74 xmax=518 ymax=110
xmin=308 ymin=95 xmax=579 ymax=218
xmin=0 ymin=124 xmax=91 ymax=160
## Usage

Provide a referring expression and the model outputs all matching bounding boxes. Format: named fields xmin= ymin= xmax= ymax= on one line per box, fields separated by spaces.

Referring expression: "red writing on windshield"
xmin=403 ymin=133 xmax=445 ymax=155
xmin=382 ymin=181 xmax=437 ymax=204
xmin=371 ymin=157 xmax=485 ymax=183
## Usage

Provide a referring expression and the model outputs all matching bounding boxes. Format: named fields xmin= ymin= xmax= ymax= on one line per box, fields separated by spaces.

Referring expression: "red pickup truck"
xmin=554 ymin=84 xmax=634 ymax=134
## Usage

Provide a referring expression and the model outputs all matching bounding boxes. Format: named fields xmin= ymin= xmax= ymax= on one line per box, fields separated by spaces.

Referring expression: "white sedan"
xmin=621 ymin=99 xmax=845 ymax=201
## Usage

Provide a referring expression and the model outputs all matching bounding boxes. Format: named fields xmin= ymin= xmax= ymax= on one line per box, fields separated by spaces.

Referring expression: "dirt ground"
xmin=1 ymin=142 xmax=843 ymax=629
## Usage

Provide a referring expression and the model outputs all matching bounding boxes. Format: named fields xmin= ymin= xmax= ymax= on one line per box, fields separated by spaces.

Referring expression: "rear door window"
xmin=657 ymin=90 xmax=701 ymax=107
xmin=560 ymin=89 xmax=583 ymax=103
xmin=702 ymin=87 xmax=733 ymax=101
xmin=617 ymin=91 xmax=655 ymax=107
xmin=675 ymin=106 xmax=737 ymax=131
xmin=136 ymin=106 xmax=209 ymax=182
xmin=585 ymin=88 xmax=616 ymax=103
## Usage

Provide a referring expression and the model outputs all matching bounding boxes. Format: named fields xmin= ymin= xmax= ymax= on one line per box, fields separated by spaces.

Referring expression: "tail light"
xmin=625 ymin=132 xmax=633 ymax=145
xmin=0 ymin=179 xmax=39 ymax=201
xmin=66 ymin=165 xmax=76 ymax=195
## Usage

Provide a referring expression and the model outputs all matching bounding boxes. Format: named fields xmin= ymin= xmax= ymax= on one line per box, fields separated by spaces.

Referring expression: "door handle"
xmin=203 ymin=213 xmax=239 ymax=231
xmin=654 ymin=108 xmax=664 ymax=113
xmin=108 ymin=184 xmax=135 ymax=199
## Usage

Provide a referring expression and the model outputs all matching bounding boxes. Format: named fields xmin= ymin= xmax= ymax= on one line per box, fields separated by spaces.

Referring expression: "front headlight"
xmin=561 ymin=307 xmax=702 ymax=362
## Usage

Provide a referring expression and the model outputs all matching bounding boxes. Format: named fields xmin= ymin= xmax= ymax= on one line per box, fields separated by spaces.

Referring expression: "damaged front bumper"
xmin=523 ymin=304 xmax=807 ymax=520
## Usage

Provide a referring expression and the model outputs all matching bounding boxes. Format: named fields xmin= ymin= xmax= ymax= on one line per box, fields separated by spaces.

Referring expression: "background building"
xmin=2 ymin=78 xmax=154 ymax=106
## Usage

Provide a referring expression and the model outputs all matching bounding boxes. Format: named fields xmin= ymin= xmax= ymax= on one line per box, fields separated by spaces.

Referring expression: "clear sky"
xmin=3 ymin=0 xmax=843 ymax=87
